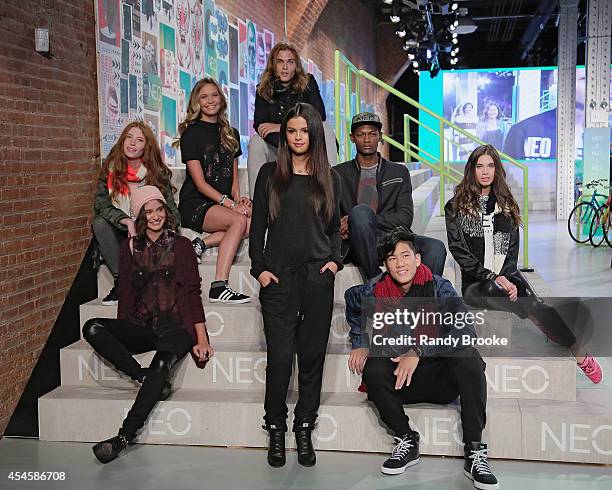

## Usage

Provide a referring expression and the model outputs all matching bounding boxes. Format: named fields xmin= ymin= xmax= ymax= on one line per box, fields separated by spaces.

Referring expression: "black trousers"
xmin=362 ymin=347 xmax=487 ymax=443
xmin=82 ymin=318 xmax=193 ymax=440
xmin=463 ymin=272 xmax=576 ymax=347
xmin=346 ymin=204 xmax=448 ymax=279
xmin=259 ymin=262 xmax=335 ymax=430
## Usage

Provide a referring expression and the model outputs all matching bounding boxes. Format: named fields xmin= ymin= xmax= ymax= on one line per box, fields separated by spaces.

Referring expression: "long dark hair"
xmin=134 ymin=200 xmax=177 ymax=238
xmin=257 ymin=42 xmax=309 ymax=102
xmin=101 ymin=121 xmax=173 ymax=195
xmin=269 ymin=103 xmax=334 ymax=223
xmin=453 ymin=144 xmax=521 ymax=226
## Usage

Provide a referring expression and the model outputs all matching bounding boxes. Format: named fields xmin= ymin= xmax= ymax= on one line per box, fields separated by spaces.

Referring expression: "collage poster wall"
xmin=95 ymin=0 xmax=370 ymax=166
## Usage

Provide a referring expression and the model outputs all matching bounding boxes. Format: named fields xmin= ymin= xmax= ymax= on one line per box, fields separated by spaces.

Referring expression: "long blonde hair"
xmin=257 ymin=42 xmax=309 ymax=102
xmin=174 ymin=77 xmax=239 ymax=155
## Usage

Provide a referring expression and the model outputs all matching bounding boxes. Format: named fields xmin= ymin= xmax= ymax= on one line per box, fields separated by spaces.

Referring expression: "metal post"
xmin=585 ymin=0 xmax=612 ymax=130
xmin=345 ymin=66 xmax=352 ymax=160
xmin=403 ymin=114 xmax=410 ymax=163
xmin=522 ymin=168 xmax=531 ymax=270
xmin=355 ymin=76 xmax=361 ymax=114
xmin=334 ymin=51 xmax=341 ymax=160
xmin=439 ymin=119 xmax=445 ymax=216
xmin=556 ymin=0 xmax=579 ymax=220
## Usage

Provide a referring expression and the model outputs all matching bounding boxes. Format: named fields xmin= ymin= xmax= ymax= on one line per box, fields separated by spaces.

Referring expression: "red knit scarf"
xmin=358 ymin=264 xmax=435 ymax=394
xmin=107 ymin=162 xmax=146 ymax=195
xmin=373 ymin=264 xmax=434 ymax=299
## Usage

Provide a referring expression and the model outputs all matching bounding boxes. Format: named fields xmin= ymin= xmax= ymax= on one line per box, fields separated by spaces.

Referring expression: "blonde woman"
xmin=175 ymin=77 xmax=250 ymax=303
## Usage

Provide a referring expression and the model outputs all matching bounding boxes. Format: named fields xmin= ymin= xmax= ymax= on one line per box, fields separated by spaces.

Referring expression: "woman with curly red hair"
xmin=93 ymin=121 xmax=180 ymax=305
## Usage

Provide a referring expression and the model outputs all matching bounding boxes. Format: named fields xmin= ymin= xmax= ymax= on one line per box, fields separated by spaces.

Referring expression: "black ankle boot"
xmin=92 ymin=431 xmax=129 ymax=464
xmin=295 ymin=428 xmax=316 ymax=466
xmin=263 ymin=425 xmax=286 ymax=467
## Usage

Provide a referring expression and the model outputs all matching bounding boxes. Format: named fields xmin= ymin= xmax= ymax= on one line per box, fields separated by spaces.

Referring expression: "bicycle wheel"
xmin=603 ymin=209 xmax=612 ymax=248
xmin=589 ymin=205 xmax=606 ymax=247
xmin=568 ymin=202 xmax=597 ymax=243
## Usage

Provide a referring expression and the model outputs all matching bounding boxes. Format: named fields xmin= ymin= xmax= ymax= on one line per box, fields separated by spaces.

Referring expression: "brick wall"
xmin=0 ymin=0 xmax=387 ymax=436
xmin=376 ymin=22 xmax=412 ymax=86
xmin=219 ymin=0 xmax=383 ymax=115
xmin=0 ymin=0 xmax=99 ymax=434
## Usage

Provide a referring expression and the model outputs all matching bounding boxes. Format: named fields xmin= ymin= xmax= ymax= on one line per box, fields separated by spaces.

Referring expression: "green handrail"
xmin=334 ymin=49 xmax=530 ymax=270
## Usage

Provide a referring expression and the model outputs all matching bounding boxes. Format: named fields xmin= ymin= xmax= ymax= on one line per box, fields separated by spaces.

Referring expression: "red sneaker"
xmin=578 ymin=353 xmax=603 ymax=384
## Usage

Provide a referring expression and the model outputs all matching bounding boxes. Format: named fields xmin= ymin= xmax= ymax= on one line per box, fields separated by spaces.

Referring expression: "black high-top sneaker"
xmin=294 ymin=420 xmax=316 ymax=467
xmin=192 ymin=237 xmax=206 ymax=264
xmin=464 ymin=442 xmax=499 ymax=489
xmin=92 ymin=430 xmax=129 ymax=464
xmin=381 ymin=432 xmax=420 ymax=475
xmin=263 ymin=424 xmax=286 ymax=467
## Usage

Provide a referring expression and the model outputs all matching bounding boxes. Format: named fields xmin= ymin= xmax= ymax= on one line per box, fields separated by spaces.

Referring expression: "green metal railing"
xmin=334 ymin=50 xmax=530 ymax=269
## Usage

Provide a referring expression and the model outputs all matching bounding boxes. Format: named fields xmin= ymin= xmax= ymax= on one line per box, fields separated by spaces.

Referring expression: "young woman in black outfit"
xmin=249 ymin=103 xmax=342 ymax=467
xmin=445 ymin=144 xmax=602 ymax=384
xmin=83 ymin=185 xmax=214 ymax=464
xmin=176 ymin=77 xmax=250 ymax=304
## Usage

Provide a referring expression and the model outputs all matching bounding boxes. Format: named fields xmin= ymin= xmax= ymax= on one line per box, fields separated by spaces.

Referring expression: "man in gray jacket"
xmin=334 ymin=112 xmax=446 ymax=281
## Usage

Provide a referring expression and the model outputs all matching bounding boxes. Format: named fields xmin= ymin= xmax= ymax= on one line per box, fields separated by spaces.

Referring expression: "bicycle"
xmin=567 ymin=179 xmax=609 ymax=244
xmin=589 ymin=192 xmax=612 ymax=247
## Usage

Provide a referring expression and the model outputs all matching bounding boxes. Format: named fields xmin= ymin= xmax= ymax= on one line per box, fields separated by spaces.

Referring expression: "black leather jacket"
xmin=444 ymin=197 xmax=519 ymax=292
xmin=335 ymin=155 xmax=414 ymax=233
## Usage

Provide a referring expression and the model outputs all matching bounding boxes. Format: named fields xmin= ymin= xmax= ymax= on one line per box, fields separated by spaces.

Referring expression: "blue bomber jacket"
xmin=344 ymin=272 xmax=478 ymax=357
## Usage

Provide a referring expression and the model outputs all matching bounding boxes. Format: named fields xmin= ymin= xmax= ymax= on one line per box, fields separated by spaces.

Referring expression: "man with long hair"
xmin=247 ymin=42 xmax=337 ymax=197
xmin=335 ymin=112 xmax=447 ymax=281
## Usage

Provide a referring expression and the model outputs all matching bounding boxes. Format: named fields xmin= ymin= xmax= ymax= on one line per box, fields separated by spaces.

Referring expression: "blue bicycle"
xmin=567 ymin=179 xmax=609 ymax=243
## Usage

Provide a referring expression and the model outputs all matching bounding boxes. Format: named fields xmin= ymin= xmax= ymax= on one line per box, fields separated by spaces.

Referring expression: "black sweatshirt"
xmin=249 ymin=161 xmax=343 ymax=280
xmin=253 ymin=75 xmax=326 ymax=148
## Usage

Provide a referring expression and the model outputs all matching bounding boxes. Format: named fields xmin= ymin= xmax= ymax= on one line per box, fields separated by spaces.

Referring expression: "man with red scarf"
xmin=344 ymin=227 xmax=499 ymax=490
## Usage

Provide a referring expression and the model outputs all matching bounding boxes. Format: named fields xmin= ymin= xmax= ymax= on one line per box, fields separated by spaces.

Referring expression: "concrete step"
xmin=97 ymin=262 xmax=365 ymax=305
xmin=61 ymin=337 xmax=576 ymax=400
xmin=79 ymin=299 xmax=353 ymax=345
xmin=38 ymin=386 xmax=612 ymax=463
xmin=408 ymin=168 xmax=433 ymax=190
xmin=80 ymin=298 xmax=515 ymax=348
xmin=411 ymin=176 xmax=440 ymax=236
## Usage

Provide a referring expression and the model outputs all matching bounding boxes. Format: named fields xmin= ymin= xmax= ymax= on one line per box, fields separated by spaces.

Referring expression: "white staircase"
xmin=38 ymin=168 xmax=612 ymax=465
